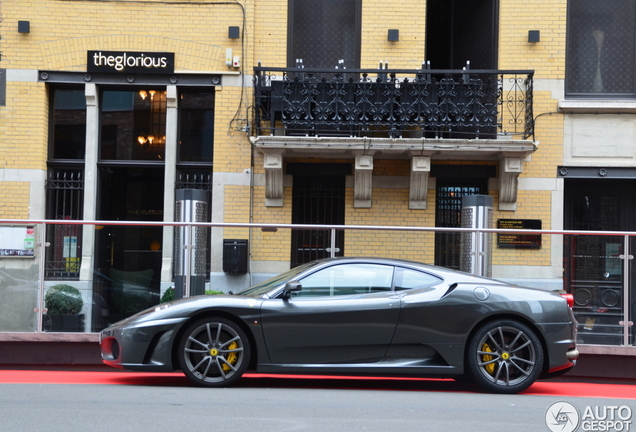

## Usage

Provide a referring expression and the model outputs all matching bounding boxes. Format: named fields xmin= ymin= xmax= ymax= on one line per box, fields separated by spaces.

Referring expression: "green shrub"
xmin=44 ymin=284 xmax=84 ymax=315
xmin=160 ymin=287 xmax=175 ymax=303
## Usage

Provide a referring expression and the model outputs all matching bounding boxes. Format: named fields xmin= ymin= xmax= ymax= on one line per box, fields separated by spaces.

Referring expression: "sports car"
xmin=100 ymin=257 xmax=579 ymax=393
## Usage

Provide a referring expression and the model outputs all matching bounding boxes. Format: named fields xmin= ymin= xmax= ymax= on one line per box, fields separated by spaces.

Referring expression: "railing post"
xmin=621 ymin=234 xmax=633 ymax=346
xmin=184 ymin=224 xmax=192 ymax=298
xmin=36 ymin=222 xmax=48 ymax=332
xmin=330 ymin=228 xmax=336 ymax=258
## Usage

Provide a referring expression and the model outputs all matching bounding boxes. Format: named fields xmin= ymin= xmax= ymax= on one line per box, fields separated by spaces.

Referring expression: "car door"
xmin=260 ymin=263 xmax=400 ymax=364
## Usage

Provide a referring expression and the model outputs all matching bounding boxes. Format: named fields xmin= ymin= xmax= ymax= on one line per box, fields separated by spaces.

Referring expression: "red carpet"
xmin=0 ymin=370 xmax=633 ymax=398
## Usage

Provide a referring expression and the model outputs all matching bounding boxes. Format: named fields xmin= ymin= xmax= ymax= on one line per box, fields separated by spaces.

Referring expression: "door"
xmin=564 ymin=180 xmax=633 ymax=345
xmin=95 ymin=166 xmax=164 ymax=322
xmin=290 ymin=163 xmax=348 ymax=267
xmin=260 ymin=263 xmax=400 ymax=364
xmin=426 ymin=0 xmax=499 ymax=70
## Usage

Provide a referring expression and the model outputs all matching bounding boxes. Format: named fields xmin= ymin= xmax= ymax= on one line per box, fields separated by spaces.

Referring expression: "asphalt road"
xmin=1 ymin=378 xmax=634 ymax=432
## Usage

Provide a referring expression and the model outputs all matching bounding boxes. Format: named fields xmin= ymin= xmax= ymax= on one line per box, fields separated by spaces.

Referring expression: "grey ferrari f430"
xmin=100 ymin=257 xmax=578 ymax=393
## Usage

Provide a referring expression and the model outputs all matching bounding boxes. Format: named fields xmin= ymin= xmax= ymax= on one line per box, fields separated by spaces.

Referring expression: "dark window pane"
xmin=100 ymin=89 xmax=166 ymax=161
xmin=51 ymin=89 xmax=86 ymax=160
xmin=102 ymin=91 xmax=134 ymax=111
xmin=178 ymin=91 xmax=215 ymax=163
xmin=567 ymin=0 xmax=636 ymax=96
xmin=290 ymin=0 xmax=359 ymax=68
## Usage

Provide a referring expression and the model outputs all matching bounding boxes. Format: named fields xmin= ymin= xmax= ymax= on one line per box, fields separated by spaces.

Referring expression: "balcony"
xmin=251 ymin=66 xmax=537 ymax=211
xmin=253 ymin=66 xmax=534 ymax=140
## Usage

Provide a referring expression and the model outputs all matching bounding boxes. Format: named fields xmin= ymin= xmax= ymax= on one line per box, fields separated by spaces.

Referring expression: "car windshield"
xmin=235 ymin=261 xmax=318 ymax=297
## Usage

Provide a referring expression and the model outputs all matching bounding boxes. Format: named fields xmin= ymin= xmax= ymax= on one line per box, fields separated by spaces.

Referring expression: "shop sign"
xmin=87 ymin=51 xmax=175 ymax=74
xmin=497 ymin=219 xmax=542 ymax=249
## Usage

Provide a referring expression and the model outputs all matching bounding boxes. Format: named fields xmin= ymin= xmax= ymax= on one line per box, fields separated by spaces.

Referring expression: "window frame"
xmin=565 ymin=0 xmax=636 ymax=99
xmin=287 ymin=0 xmax=362 ymax=68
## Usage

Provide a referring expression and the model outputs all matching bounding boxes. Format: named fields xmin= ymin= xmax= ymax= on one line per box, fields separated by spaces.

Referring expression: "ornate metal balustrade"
xmin=254 ymin=66 xmax=534 ymax=140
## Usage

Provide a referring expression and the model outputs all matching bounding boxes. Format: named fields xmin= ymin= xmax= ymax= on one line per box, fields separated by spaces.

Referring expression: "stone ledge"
xmin=559 ymin=99 xmax=636 ymax=113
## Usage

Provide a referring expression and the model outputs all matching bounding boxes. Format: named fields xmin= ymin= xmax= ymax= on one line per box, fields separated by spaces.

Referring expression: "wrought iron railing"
xmin=45 ymin=169 xmax=84 ymax=280
xmin=254 ymin=66 xmax=534 ymax=140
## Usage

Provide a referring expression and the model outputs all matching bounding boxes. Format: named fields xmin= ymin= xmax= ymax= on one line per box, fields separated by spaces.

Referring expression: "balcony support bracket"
xmin=263 ymin=150 xmax=284 ymax=207
xmin=409 ymin=155 xmax=431 ymax=210
xmin=354 ymin=154 xmax=374 ymax=208
xmin=499 ymin=157 xmax=523 ymax=211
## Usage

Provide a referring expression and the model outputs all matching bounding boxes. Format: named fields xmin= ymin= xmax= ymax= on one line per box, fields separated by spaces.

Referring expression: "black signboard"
xmin=87 ymin=51 xmax=175 ymax=74
xmin=497 ymin=219 xmax=542 ymax=249
xmin=0 ymin=69 xmax=5 ymax=106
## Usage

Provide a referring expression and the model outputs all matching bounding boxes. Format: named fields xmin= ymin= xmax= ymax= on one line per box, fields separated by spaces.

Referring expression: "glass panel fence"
xmin=0 ymin=220 xmax=633 ymax=346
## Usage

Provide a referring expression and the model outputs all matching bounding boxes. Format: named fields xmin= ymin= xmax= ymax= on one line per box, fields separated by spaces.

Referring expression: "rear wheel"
xmin=467 ymin=319 xmax=543 ymax=394
xmin=178 ymin=317 xmax=250 ymax=387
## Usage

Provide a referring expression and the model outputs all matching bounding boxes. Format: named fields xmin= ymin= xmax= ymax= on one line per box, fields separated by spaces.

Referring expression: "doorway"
xmin=564 ymin=179 xmax=635 ymax=345
xmin=95 ymin=166 xmax=164 ymax=323
xmin=289 ymin=163 xmax=348 ymax=268
xmin=425 ymin=0 xmax=499 ymax=70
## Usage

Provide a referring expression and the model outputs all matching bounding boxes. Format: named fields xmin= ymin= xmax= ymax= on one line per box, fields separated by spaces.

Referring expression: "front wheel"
xmin=178 ymin=317 xmax=250 ymax=387
xmin=467 ymin=320 xmax=543 ymax=394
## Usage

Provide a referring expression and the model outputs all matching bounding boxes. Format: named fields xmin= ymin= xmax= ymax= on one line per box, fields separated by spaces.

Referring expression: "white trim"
xmin=559 ymin=99 xmax=636 ymax=113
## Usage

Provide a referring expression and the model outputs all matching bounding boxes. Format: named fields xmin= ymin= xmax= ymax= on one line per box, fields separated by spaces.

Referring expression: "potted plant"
xmin=43 ymin=284 xmax=85 ymax=332
xmin=160 ymin=287 xmax=224 ymax=303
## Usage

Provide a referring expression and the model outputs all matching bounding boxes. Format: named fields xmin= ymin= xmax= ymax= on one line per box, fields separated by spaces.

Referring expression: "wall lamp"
xmin=18 ymin=21 xmax=30 ymax=34
xmin=388 ymin=29 xmax=399 ymax=42
xmin=528 ymin=30 xmax=540 ymax=43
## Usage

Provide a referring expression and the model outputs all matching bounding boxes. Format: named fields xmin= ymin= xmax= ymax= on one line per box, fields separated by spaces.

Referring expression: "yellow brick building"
xmin=0 ymin=0 xmax=634 ymax=352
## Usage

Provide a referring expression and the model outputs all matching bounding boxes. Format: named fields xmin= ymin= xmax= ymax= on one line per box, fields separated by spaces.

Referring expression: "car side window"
xmin=394 ymin=268 xmax=442 ymax=291
xmin=295 ymin=263 xmax=394 ymax=297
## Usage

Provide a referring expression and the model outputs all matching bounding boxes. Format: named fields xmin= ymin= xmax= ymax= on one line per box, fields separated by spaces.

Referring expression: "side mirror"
xmin=283 ymin=281 xmax=302 ymax=299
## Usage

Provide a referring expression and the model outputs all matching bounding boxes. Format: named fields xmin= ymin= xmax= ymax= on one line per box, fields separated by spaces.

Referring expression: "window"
xmin=296 ymin=263 xmax=394 ymax=297
xmin=288 ymin=0 xmax=361 ymax=68
xmin=566 ymin=0 xmax=636 ymax=97
xmin=46 ymin=86 xmax=86 ymax=279
xmin=100 ymin=88 xmax=166 ymax=161
xmin=50 ymin=88 xmax=86 ymax=160
xmin=435 ymin=180 xmax=488 ymax=270
xmin=45 ymin=169 xmax=84 ymax=279
xmin=178 ymin=90 xmax=214 ymax=163
xmin=394 ymin=268 xmax=442 ymax=291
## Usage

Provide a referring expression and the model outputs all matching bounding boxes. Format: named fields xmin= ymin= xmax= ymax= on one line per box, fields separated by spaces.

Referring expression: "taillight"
xmin=560 ymin=293 xmax=574 ymax=308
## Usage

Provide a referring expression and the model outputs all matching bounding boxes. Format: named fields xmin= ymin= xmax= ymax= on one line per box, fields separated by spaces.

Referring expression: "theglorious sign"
xmin=87 ymin=51 xmax=175 ymax=74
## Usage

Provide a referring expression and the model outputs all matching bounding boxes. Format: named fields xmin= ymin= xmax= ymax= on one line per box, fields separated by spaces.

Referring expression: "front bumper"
xmin=100 ymin=317 xmax=187 ymax=372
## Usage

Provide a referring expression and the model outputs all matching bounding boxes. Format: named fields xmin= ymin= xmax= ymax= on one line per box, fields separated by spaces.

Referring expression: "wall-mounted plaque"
xmin=497 ymin=219 xmax=542 ymax=249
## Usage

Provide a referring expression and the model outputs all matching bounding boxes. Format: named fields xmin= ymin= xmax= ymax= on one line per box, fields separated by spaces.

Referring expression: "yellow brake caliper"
xmin=482 ymin=343 xmax=495 ymax=374
xmin=222 ymin=341 xmax=238 ymax=372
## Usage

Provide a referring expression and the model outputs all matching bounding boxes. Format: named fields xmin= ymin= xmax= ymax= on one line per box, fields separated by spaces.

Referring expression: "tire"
xmin=177 ymin=317 xmax=250 ymax=387
xmin=466 ymin=319 xmax=543 ymax=394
